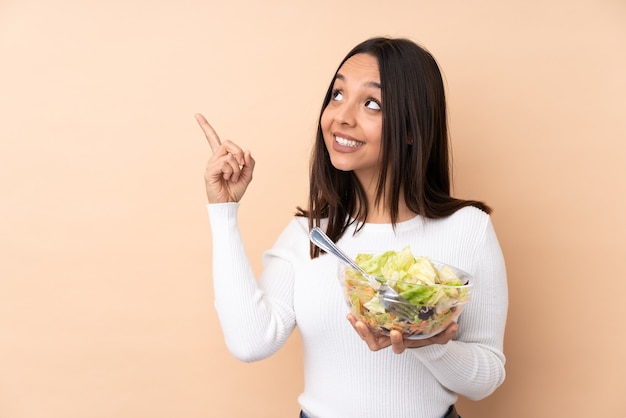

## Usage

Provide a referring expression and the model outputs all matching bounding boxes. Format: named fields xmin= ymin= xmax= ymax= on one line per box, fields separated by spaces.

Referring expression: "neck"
xmin=354 ymin=170 xmax=416 ymax=224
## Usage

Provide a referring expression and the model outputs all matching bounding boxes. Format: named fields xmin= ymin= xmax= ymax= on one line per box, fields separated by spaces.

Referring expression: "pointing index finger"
xmin=194 ymin=113 xmax=222 ymax=152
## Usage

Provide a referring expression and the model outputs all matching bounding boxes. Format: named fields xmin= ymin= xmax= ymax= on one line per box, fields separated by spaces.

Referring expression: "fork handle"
xmin=309 ymin=228 xmax=362 ymax=270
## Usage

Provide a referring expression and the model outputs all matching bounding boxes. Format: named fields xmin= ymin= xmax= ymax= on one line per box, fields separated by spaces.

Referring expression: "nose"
xmin=334 ymin=102 xmax=357 ymax=126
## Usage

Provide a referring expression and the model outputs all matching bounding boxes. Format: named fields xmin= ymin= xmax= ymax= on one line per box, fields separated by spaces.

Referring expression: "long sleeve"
xmin=410 ymin=218 xmax=508 ymax=400
xmin=207 ymin=203 xmax=297 ymax=362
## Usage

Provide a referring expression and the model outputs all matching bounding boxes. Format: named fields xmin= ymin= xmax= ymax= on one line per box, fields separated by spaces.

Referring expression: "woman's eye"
xmin=332 ymin=90 xmax=344 ymax=101
xmin=365 ymin=99 xmax=381 ymax=110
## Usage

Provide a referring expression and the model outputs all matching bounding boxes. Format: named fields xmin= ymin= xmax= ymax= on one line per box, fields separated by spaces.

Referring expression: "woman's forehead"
xmin=336 ymin=53 xmax=380 ymax=83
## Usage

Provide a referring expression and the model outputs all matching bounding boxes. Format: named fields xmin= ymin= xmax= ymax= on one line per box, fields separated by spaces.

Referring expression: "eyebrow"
xmin=335 ymin=73 xmax=381 ymax=90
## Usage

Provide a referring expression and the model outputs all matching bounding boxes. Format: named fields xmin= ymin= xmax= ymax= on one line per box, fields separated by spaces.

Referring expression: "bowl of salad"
xmin=338 ymin=247 xmax=473 ymax=340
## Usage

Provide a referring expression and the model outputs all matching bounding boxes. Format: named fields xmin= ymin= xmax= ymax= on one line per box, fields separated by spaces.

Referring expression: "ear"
xmin=407 ymin=135 xmax=413 ymax=145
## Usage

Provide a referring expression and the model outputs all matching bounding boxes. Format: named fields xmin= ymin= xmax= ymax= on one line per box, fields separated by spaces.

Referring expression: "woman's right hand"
xmin=195 ymin=113 xmax=255 ymax=203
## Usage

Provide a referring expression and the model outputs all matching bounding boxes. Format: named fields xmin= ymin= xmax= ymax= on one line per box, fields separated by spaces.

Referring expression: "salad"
xmin=341 ymin=247 xmax=472 ymax=339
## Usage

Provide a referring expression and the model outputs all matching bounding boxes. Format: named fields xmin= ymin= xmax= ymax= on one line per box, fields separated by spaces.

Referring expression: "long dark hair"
xmin=297 ymin=37 xmax=491 ymax=258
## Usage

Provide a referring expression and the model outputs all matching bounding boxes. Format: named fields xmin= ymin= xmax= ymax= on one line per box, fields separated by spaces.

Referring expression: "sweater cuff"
xmin=206 ymin=202 xmax=240 ymax=234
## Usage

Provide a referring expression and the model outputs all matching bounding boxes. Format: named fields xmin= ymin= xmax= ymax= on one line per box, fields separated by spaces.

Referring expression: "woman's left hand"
xmin=346 ymin=313 xmax=458 ymax=354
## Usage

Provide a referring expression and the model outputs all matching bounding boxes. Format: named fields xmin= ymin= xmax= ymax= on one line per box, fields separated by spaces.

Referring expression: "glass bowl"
xmin=338 ymin=253 xmax=473 ymax=340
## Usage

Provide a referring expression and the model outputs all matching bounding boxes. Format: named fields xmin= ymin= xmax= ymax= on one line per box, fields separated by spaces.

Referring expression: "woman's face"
xmin=321 ymin=53 xmax=383 ymax=186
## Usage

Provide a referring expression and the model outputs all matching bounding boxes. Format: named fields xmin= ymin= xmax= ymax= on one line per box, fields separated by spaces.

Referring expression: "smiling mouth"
xmin=335 ymin=135 xmax=363 ymax=147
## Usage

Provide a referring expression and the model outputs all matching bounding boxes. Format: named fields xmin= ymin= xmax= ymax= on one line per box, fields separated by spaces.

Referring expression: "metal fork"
xmin=309 ymin=227 xmax=422 ymax=322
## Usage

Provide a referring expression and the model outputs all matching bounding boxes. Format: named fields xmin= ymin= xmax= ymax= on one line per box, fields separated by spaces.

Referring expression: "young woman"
xmin=196 ymin=37 xmax=508 ymax=418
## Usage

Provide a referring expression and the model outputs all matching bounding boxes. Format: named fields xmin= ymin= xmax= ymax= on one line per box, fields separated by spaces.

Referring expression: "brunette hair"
xmin=297 ymin=37 xmax=491 ymax=258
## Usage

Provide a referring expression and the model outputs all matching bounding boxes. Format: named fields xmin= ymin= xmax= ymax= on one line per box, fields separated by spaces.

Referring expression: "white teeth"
xmin=335 ymin=136 xmax=362 ymax=147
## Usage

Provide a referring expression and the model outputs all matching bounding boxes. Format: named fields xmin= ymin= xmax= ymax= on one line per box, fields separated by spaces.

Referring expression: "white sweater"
xmin=207 ymin=203 xmax=508 ymax=418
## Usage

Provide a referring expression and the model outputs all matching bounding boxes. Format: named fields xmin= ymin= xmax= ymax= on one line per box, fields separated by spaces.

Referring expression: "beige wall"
xmin=1 ymin=0 xmax=625 ymax=417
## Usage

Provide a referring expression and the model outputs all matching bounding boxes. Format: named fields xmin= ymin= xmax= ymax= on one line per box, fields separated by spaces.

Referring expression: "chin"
xmin=329 ymin=158 xmax=355 ymax=172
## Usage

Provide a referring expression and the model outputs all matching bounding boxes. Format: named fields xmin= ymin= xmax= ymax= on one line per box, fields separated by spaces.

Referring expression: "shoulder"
xmin=434 ymin=205 xmax=491 ymax=230
xmin=426 ymin=206 xmax=501 ymax=275
xmin=424 ymin=206 xmax=494 ymax=250
xmin=265 ymin=215 xmax=312 ymax=259
xmin=448 ymin=205 xmax=491 ymax=223
xmin=280 ymin=216 xmax=310 ymax=240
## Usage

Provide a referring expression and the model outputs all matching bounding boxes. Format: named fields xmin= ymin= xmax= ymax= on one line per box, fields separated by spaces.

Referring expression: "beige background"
xmin=1 ymin=0 xmax=625 ymax=417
